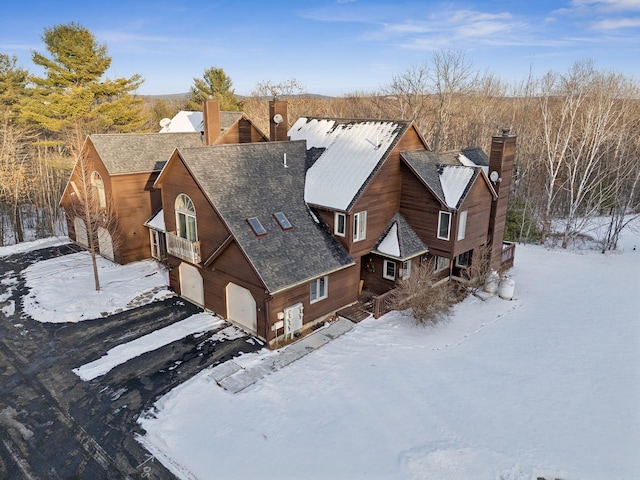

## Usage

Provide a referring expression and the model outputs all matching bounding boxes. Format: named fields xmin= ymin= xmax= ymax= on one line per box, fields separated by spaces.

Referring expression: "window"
xmin=437 ymin=211 xmax=451 ymax=240
xmin=273 ymin=212 xmax=292 ymax=230
xmin=247 ymin=217 xmax=267 ymax=236
xmin=434 ymin=255 xmax=449 ymax=272
xmin=91 ymin=171 xmax=106 ymax=208
xmin=353 ymin=211 xmax=367 ymax=242
xmin=383 ymin=260 xmax=396 ymax=281
xmin=175 ymin=194 xmax=197 ymax=241
xmin=455 ymin=251 xmax=471 ymax=268
xmin=150 ymin=230 xmax=166 ymax=260
xmin=310 ymin=276 xmax=328 ymax=303
xmin=457 ymin=210 xmax=468 ymax=240
xmin=334 ymin=212 xmax=346 ymax=237
xmin=402 ymin=260 xmax=412 ymax=280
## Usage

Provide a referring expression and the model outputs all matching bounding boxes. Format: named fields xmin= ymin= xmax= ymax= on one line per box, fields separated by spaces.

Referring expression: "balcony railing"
xmin=500 ymin=242 xmax=515 ymax=270
xmin=166 ymin=232 xmax=201 ymax=264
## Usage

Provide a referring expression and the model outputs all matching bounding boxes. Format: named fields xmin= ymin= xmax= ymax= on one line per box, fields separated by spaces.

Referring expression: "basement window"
xmin=247 ymin=217 xmax=267 ymax=236
xmin=273 ymin=212 xmax=292 ymax=230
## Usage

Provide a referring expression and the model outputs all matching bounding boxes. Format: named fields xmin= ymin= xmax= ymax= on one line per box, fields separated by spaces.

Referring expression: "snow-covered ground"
xmin=136 ymin=229 xmax=640 ymax=479
xmin=21 ymin=252 xmax=172 ymax=323
xmin=2 ymin=227 xmax=638 ymax=479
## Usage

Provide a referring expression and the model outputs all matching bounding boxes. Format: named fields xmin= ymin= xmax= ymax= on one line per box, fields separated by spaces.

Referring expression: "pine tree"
xmin=20 ymin=22 xmax=147 ymax=137
xmin=186 ymin=66 xmax=243 ymax=111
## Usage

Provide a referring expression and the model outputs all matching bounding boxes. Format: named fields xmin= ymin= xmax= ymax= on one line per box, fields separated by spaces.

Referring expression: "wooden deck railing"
xmin=166 ymin=232 xmax=201 ymax=264
xmin=372 ymin=289 xmax=397 ymax=319
xmin=500 ymin=242 xmax=515 ymax=270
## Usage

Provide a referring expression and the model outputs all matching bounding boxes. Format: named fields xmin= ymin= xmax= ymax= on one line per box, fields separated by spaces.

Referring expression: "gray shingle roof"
xmin=401 ymin=149 xmax=483 ymax=209
xmin=89 ymin=132 xmax=203 ymax=175
xmin=177 ymin=141 xmax=354 ymax=294
xmin=373 ymin=213 xmax=429 ymax=260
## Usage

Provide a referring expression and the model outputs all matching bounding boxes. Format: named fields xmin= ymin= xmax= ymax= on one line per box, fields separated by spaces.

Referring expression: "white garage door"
xmin=74 ymin=217 xmax=88 ymax=247
xmin=225 ymin=283 xmax=257 ymax=333
xmin=179 ymin=263 xmax=204 ymax=306
xmin=97 ymin=227 xmax=114 ymax=261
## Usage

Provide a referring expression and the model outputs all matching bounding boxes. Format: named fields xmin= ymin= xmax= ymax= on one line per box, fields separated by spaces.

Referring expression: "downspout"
xmin=264 ymin=296 xmax=272 ymax=344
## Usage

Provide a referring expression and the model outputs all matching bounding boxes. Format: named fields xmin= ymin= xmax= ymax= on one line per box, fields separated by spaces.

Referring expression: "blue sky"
xmin=1 ymin=0 xmax=639 ymax=96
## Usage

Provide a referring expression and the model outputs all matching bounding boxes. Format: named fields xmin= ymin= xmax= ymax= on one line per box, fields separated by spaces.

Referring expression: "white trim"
xmin=310 ymin=276 xmax=328 ymax=304
xmin=437 ymin=211 xmax=451 ymax=240
xmin=334 ymin=212 xmax=346 ymax=237
xmin=383 ymin=259 xmax=396 ymax=281
xmin=401 ymin=260 xmax=411 ymax=280
xmin=353 ymin=211 xmax=367 ymax=242
xmin=457 ymin=210 xmax=467 ymax=240
xmin=434 ymin=255 xmax=449 ymax=272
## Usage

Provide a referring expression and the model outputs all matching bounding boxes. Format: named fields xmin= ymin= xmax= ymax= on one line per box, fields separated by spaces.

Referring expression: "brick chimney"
xmin=269 ymin=100 xmax=288 ymax=142
xmin=487 ymin=128 xmax=517 ymax=270
xmin=203 ymin=98 xmax=221 ymax=145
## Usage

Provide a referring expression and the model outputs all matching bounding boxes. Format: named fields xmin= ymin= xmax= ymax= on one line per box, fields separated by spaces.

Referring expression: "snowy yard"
xmin=136 ymin=230 xmax=640 ymax=480
xmin=2 ymin=228 xmax=638 ymax=479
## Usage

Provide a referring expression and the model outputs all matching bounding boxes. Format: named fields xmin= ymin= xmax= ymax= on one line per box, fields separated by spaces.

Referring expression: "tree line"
xmin=1 ymin=23 xmax=638 ymax=250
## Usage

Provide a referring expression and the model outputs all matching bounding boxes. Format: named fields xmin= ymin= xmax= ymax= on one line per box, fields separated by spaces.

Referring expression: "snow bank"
xmin=22 ymin=252 xmax=171 ymax=323
xmin=137 ymin=232 xmax=640 ymax=479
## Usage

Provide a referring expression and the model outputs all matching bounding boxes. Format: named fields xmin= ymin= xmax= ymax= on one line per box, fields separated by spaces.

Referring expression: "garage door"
xmin=225 ymin=283 xmax=257 ymax=333
xmin=97 ymin=227 xmax=114 ymax=261
xmin=74 ymin=217 xmax=88 ymax=247
xmin=179 ymin=263 xmax=204 ymax=306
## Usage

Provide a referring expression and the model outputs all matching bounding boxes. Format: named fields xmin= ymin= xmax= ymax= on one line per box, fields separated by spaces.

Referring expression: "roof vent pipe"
xmin=283 ymin=153 xmax=288 ymax=168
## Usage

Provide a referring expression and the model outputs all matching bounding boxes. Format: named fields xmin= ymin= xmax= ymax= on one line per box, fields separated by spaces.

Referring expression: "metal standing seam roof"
xmin=88 ymin=132 xmax=204 ymax=175
xmin=176 ymin=141 xmax=354 ymax=294
xmin=288 ymin=117 xmax=410 ymax=211
xmin=373 ymin=213 xmax=429 ymax=261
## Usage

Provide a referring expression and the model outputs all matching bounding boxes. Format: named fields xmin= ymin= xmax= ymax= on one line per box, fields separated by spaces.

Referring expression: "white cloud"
xmin=590 ymin=17 xmax=640 ymax=28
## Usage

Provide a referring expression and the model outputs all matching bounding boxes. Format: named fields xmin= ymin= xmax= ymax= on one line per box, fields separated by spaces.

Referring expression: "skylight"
xmin=247 ymin=217 xmax=267 ymax=236
xmin=273 ymin=212 xmax=292 ymax=230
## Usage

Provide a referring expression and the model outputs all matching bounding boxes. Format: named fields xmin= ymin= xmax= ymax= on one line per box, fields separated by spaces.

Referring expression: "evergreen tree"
xmin=0 ymin=54 xmax=29 ymax=114
xmin=20 ymin=22 xmax=147 ymax=137
xmin=186 ymin=66 xmax=243 ymax=111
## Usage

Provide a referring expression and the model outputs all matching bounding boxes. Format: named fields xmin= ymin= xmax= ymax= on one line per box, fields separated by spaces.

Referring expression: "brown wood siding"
xmin=399 ymin=163 xmax=452 ymax=257
xmin=451 ymin=178 xmax=493 ymax=257
xmin=202 ymin=241 xmax=268 ymax=338
xmin=158 ymin=153 xmax=232 ymax=263
xmin=111 ymin=172 xmax=162 ymax=264
xmin=217 ymin=119 xmax=267 ymax=145
xmin=488 ymin=136 xmax=516 ymax=268
xmin=349 ymin=126 xmax=428 ymax=260
xmin=315 ymin=207 xmax=349 ymax=250
xmin=265 ymin=264 xmax=359 ymax=343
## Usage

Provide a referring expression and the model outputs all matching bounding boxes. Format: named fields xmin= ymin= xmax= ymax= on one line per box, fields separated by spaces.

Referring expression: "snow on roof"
xmin=289 ymin=117 xmax=404 ymax=211
xmin=144 ymin=209 xmax=165 ymax=231
xmin=159 ymin=111 xmax=203 ymax=133
xmin=440 ymin=165 xmax=474 ymax=209
xmin=376 ymin=222 xmax=400 ymax=257
xmin=458 ymin=152 xmax=488 ymax=175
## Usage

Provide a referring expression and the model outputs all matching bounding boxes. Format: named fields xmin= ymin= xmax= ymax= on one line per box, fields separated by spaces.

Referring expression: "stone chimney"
xmin=487 ymin=128 xmax=517 ymax=270
xmin=203 ymin=98 xmax=221 ymax=145
xmin=269 ymin=100 xmax=288 ymax=142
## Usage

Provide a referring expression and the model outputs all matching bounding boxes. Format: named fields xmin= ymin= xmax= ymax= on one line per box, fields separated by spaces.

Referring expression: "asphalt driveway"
xmin=0 ymin=245 xmax=261 ymax=479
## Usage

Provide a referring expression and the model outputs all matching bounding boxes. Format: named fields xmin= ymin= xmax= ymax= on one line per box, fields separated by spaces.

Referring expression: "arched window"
xmin=175 ymin=194 xmax=197 ymax=241
xmin=91 ymin=171 xmax=106 ymax=208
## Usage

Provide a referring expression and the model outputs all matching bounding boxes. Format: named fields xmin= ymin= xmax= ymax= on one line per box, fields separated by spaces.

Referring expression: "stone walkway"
xmin=209 ymin=317 xmax=355 ymax=393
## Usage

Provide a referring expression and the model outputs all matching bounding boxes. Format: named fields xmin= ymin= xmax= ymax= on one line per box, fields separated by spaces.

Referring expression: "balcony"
xmin=500 ymin=241 xmax=515 ymax=271
xmin=166 ymin=232 xmax=201 ymax=264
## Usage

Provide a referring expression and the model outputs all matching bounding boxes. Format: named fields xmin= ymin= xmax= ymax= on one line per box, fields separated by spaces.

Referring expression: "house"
xmin=60 ymin=100 xmax=268 ymax=264
xmin=151 ymin=102 xmax=516 ymax=344
xmin=153 ymin=140 xmax=356 ymax=342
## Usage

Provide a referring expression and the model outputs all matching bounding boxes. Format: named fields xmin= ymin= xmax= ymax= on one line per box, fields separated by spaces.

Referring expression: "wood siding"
xmin=218 ymin=119 xmax=267 ymax=145
xmin=488 ymin=136 xmax=516 ymax=268
xmin=400 ymin=164 xmax=494 ymax=259
xmin=348 ymin=126 xmax=427 ymax=259
xmin=266 ymin=263 xmax=359 ymax=344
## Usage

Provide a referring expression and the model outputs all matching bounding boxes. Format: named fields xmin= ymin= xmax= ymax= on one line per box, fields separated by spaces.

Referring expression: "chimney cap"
xmin=501 ymin=127 xmax=511 ymax=136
